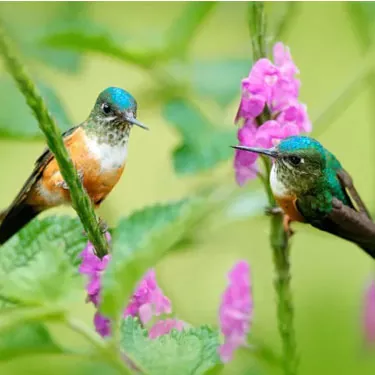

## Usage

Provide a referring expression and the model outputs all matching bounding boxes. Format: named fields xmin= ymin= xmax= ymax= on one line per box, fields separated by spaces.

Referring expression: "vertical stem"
xmin=0 ymin=22 xmax=108 ymax=258
xmin=249 ymin=3 xmax=298 ymax=374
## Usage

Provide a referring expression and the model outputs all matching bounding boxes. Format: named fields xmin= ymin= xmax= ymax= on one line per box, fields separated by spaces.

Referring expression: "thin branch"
xmin=0 ymin=22 xmax=109 ymax=258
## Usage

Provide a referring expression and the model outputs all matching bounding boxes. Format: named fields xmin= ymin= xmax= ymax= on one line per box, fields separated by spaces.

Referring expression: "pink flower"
xmin=234 ymin=42 xmax=311 ymax=186
xmin=363 ymin=280 xmax=375 ymax=345
xmin=79 ymin=236 xmax=171 ymax=337
xmin=124 ymin=269 xmax=172 ymax=324
xmin=148 ymin=319 xmax=187 ymax=339
xmin=218 ymin=261 xmax=253 ymax=363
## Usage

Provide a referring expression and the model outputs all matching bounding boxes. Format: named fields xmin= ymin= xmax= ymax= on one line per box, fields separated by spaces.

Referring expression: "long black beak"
xmin=124 ymin=115 xmax=149 ymax=130
xmin=231 ymin=145 xmax=279 ymax=158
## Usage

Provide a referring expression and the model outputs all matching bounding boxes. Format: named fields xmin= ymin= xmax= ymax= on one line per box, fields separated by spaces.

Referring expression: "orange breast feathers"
xmin=274 ymin=194 xmax=305 ymax=222
xmin=28 ymin=128 xmax=126 ymax=208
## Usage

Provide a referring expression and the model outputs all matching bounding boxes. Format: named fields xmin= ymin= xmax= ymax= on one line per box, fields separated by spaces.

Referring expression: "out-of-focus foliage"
xmin=120 ymin=317 xmax=220 ymax=375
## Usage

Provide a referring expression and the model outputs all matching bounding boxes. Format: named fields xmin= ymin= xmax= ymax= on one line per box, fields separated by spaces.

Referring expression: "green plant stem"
xmin=66 ymin=317 xmax=132 ymax=375
xmin=0 ymin=23 xmax=108 ymax=258
xmin=249 ymin=3 xmax=298 ymax=374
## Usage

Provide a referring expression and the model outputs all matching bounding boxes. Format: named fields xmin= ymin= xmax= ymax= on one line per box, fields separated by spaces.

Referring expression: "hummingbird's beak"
xmin=231 ymin=145 xmax=279 ymax=158
xmin=124 ymin=113 xmax=149 ymax=130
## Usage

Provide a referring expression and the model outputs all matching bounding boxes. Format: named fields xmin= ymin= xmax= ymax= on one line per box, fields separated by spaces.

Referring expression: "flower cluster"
xmin=363 ymin=279 xmax=375 ymax=346
xmin=79 ymin=234 xmax=181 ymax=338
xmin=218 ymin=261 xmax=253 ymax=362
xmin=234 ymin=42 xmax=312 ymax=186
xmin=79 ymin=237 xmax=253 ymax=362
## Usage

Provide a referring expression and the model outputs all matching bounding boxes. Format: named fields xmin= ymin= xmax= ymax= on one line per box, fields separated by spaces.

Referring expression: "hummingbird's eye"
xmin=288 ymin=156 xmax=302 ymax=166
xmin=101 ymin=103 xmax=111 ymax=114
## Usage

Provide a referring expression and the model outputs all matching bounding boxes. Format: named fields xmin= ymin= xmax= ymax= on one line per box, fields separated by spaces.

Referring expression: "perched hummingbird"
xmin=233 ymin=136 xmax=375 ymax=259
xmin=0 ymin=87 xmax=148 ymax=245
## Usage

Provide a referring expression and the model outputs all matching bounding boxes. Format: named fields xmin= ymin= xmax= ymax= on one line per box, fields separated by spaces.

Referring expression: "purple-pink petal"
xmin=363 ymin=280 xmax=375 ymax=345
xmin=218 ymin=260 xmax=252 ymax=363
xmin=94 ymin=312 xmax=111 ymax=337
xmin=148 ymin=319 xmax=186 ymax=339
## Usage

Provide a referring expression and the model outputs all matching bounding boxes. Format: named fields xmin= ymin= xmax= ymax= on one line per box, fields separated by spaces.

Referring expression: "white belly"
xmin=269 ymin=163 xmax=289 ymax=197
xmin=85 ymin=135 xmax=128 ymax=172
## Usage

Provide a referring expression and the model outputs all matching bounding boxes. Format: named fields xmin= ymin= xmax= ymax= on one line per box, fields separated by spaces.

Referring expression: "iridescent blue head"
xmin=232 ymin=136 xmax=335 ymax=193
xmin=90 ymin=87 xmax=148 ymax=130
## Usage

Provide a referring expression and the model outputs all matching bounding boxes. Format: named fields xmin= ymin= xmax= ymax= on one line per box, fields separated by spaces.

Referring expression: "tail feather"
xmin=0 ymin=203 xmax=40 ymax=245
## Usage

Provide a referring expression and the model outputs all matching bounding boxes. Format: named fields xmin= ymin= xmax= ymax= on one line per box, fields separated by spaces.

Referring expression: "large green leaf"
xmin=0 ymin=77 xmax=71 ymax=139
xmin=100 ymin=197 xmax=211 ymax=319
xmin=346 ymin=2 xmax=375 ymax=51
xmin=0 ymin=245 xmax=82 ymax=306
xmin=0 ymin=216 xmax=85 ymax=277
xmin=0 ymin=3 xmax=88 ymax=73
xmin=0 ymin=322 xmax=62 ymax=361
xmin=120 ymin=317 xmax=220 ymax=375
xmin=163 ymin=99 xmax=236 ymax=175
xmin=191 ymin=59 xmax=250 ymax=106
xmin=166 ymin=2 xmax=217 ymax=57
xmin=42 ymin=27 xmax=155 ymax=68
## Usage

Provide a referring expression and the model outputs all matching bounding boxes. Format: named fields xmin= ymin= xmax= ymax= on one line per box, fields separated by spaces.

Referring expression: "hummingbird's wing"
xmin=302 ymin=169 xmax=375 ymax=259
xmin=336 ymin=169 xmax=372 ymax=219
xmin=3 ymin=125 xmax=80 ymax=210
xmin=0 ymin=126 xmax=80 ymax=245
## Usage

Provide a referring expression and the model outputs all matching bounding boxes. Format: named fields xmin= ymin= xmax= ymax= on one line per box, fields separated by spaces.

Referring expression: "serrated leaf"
xmin=0 ymin=322 xmax=62 ymax=361
xmin=120 ymin=317 xmax=220 ymax=375
xmin=163 ymin=99 xmax=236 ymax=175
xmin=0 ymin=216 xmax=85 ymax=278
xmin=191 ymin=59 xmax=250 ymax=106
xmin=0 ymin=245 xmax=82 ymax=306
xmin=0 ymin=77 xmax=71 ymax=139
xmin=101 ymin=197 xmax=210 ymax=318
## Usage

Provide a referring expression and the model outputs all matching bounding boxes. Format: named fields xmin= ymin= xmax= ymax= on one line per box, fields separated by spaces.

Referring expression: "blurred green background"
xmin=0 ymin=1 xmax=375 ymax=374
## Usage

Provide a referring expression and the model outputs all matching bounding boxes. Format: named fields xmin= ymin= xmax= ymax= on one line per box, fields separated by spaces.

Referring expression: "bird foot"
xmin=265 ymin=206 xmax=294 ymax=238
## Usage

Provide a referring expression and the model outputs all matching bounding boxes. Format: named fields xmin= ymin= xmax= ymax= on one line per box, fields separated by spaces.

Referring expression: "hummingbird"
xmin=233 ymin=136 xmax=375 ymax=259
xmin=0 ymin=87 xmax=148 ymax=245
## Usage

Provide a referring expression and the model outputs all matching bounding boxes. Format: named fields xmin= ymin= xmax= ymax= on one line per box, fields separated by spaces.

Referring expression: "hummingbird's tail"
xmin=0 ymin=202 xmax=40 ymax=245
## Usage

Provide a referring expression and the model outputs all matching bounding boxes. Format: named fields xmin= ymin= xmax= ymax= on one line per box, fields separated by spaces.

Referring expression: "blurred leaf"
xmin=120 ymin=317 xmax=220 ymax=375
xmin=0 ymin=216 xmax=85 ymax=278
xmin=43 ymin=27 xmax=154 ymax=68
xmin=101 ymin=197 xmax=211 ymax=319
xmin=166 ymin=2 xmax=217 ymax=57
xmin=266 ymin=2 xmax=300 ymax=41
xmin=0 ymin=322 xmax=62 ymax=361
xmin=203 ymin=364 xmax=225 ymax=375
xmin=0 ymin=77 xmax=71 ymax=139
xmin=1 ymin=2 xmax=89 ymax=73
xmin=346 ymin=2 xmax=375 ymax=52
xmin=191 ymin=59 xmax=250 ymax=106
xmin=0 ymin=245 xmax=82 ymax=306
xmin=163 ymin=99 xmax=236 ymax=175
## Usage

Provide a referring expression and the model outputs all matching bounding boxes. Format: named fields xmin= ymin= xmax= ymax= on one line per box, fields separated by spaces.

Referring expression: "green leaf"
xmin=101 ymin=197 xmax=210 ymax=318
xmin=0 ymin=3 xmax=88 ymax=73
xmin=166 ymin=2 xmax=217 ymax=57
xmin=42 ymin=27 xmax=154 ymax=68
xmin=346 ymin=2 xmax=375 ymax=52
xmin=0 ymin=77 xmax=71 ymax=139
xmin=0 ymin=322 xmax=62 ymax=361
xmin=0 ymin=245 xmax=82 ymax=306
xmin=0 ymin=216 xmax=85 ymax=277
xmin=163 ymin=99 xmax=236 ymax=175
xmin=120 ymin=317 xmax=221 ymax=375
xmin=191 ymin=59 xmax=250 ymax=106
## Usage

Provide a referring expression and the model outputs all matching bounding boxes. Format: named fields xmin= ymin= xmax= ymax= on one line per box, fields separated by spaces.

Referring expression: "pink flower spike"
xmin=94 ymin=312 xmax=111 ymax=337
xmin=218 ymin=260 xmax=253 ymax=363
xmin=148 ymin=319 xmax=187 ymax=339
xmin=363 ymin=280 xmax=375 ymax=345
